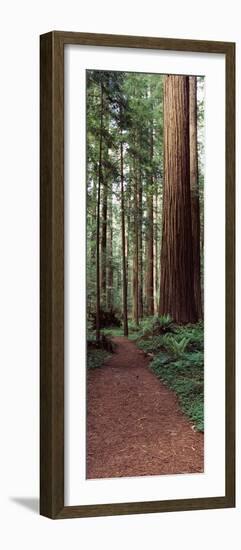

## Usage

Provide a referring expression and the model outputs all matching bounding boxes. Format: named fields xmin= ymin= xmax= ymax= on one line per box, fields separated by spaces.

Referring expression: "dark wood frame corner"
xmin=40 ymin=31 xmax=235 ymax=519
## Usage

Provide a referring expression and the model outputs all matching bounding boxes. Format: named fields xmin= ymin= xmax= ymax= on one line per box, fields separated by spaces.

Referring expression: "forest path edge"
xmin=87 ymin=336 xmax=204 ymax=479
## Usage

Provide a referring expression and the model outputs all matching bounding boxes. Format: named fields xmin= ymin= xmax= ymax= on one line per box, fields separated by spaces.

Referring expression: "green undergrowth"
xmin=87 ymin=316 xmax=204 ymax=431
xmin=87 ymin=328 xmax=113 ymax=369
xmin=87 ymin=348 xmax=111 ymax=369
xmin=150 ymin=351 xmax=204 ymax=431
xmin=134 ymin=317 xmax=204 ymax=432
xmin=101 ymin=326 xmax=124 ymax=337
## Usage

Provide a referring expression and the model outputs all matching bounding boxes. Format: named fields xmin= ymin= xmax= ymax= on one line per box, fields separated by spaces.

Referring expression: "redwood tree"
xmin=100 ymin=168 xmax=108 ymax=308
xmin=132 ymin=155 xmax=139 ymax=325
xmin=96 ymin=80 xmax=104 ymax=340
xmin=189 ymin=76 xmax=203 ymax=319
xmin=138 ymin=165 xmax=143 ymax=318
xmin=106 ymin=190 xmax=113 ymax=310
xmin=120 ymin=125 xmax=129 ymax=336
xmin=159 ymin=75 xmax=197 ymax=323
xmin=146 ymin=126 xmax=154 ymax=316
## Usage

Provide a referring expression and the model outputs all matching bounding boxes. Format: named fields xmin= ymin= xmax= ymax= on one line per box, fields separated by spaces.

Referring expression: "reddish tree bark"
xmin=100 ymin=177 xmax=107 ymax=307
xmin=120 ymin=132 xmax=128 ymax=336
xmin=132 ymin=158 xmax=139 ymax=325
xmin=106 ymin=191 xmax=113 ymax=311
xmin=189 ymin=76 xmax=203 ymax=319
xmin=96 ymin=82 xmax=104 ymax=340
xmin=138 ymin=166 xmax=143 ymax=318
xmin=159 ymin=75 xmax=197 ymax=323
xmin=146 ymin=123 xmax=154 ymax=316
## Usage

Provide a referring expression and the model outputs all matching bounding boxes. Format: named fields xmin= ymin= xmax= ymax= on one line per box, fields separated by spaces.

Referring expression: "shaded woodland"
xmin=86 ymin=71 xmax=204 ymax=336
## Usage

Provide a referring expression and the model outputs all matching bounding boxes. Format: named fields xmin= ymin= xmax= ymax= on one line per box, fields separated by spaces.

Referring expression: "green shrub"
xmin=161 ymin=334 xmax=191 ymax=357
xmin=150 ymin=348 xmax=204 ymax=431
xmin=128 ymin=320 xmax=142 ymax=332
xmin=102 ymin=327 xmax=124 ymax=337
xmin=138 ymin=335 xmax=166 ymax=353
xmin=87 ymin=349 xmax=110 ymax=369
xmin=138 ymin=314 xmax=176 ymax=339
xmin=175 ymin=322 xmax=204 ymax=352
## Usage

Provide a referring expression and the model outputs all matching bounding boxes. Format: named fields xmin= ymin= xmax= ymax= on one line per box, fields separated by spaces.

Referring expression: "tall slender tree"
xmin=100 ymin=166 xmax=108 ymax=308
xmin=138 ymin=164 xmax=144 ymax=318
xmin=132 ymin=154 xmax=139 ymax=324
xmin=106 ymin=189 xmax=113 ymax=310
xmin=96 ymin=79 xmax=104 ymax=340
xmin=120 ymin=124 xmax=129 ymax=336
xmin=146 ymin=123 xmax=154 ymax=316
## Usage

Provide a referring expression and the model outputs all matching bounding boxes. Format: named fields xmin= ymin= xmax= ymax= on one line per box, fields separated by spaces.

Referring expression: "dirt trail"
xmin=87 ymin=336 xmax=204 ymax=479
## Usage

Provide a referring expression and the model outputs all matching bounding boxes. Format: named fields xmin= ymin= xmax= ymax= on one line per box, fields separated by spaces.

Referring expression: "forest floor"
xmin=87 ymin=336 xmax=204 ymax=479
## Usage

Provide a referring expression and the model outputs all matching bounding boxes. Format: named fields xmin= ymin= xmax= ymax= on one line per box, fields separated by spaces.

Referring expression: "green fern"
xmin=162 ymin=334 xmax=191 ymax=357
xmin=139 ymin=314 xmax=175 ymax=338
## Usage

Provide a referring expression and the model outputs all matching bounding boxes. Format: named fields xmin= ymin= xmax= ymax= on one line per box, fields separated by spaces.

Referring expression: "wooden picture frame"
xmin=40 ymin=31 xmax=235 ymax=519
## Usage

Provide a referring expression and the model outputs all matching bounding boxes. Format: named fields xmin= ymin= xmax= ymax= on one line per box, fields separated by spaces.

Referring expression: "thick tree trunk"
xmin=189 ymin=76 xmax=203 ymax=319
xmin=96 ymin=82 xmax=104 ymax=340
xmin=120 ymin=134 xmax=128 ymax=336
xmin=159 ymin=75 xmax=197 ymax=323
xmin=154 ymin=188 xmax=159 ymax=314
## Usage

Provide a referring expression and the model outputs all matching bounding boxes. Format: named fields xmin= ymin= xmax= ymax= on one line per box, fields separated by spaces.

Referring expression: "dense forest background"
xmin=86 ymin=71 xmax=204 ymax=337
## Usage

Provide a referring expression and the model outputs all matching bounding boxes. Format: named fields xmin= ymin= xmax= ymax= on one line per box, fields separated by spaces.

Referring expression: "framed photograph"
xmin=40 ymin=31 xmax=235 ymax=519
